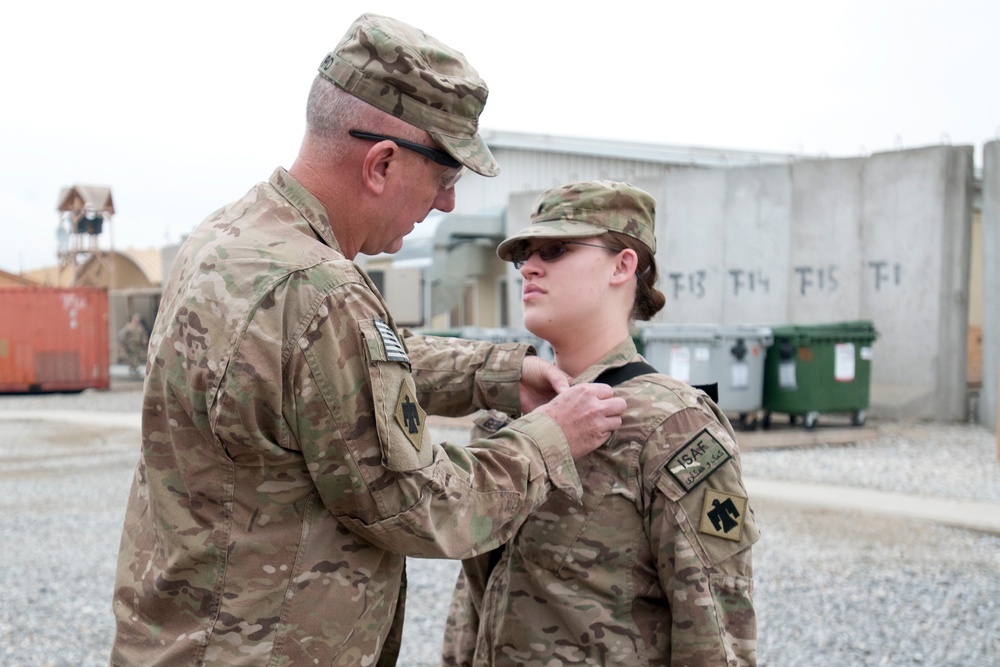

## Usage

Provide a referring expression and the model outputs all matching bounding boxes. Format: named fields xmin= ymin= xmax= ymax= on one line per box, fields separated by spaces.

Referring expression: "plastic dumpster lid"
xmin=639 ymin=323 xmax=776 ymax=345
xmin=638 ymin=323 xmax=725 ymax=344
xmin=768 ymin=320 xmax=879 ymax=343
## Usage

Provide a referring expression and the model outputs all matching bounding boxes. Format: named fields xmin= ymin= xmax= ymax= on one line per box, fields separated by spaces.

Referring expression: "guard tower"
xmin=56 ymin=185 xmax=115 ymax=285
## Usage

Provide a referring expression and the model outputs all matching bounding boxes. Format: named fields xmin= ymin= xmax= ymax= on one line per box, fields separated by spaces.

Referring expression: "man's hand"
xmin=534 ymin=383 xmax=626 ymax=459
xmin=519 ymin=356 xmax=571 ymax=413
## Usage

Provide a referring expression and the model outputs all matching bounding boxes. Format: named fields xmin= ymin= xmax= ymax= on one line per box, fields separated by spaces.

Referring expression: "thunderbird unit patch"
xmin=394 ymin=379 xmax=425 ymax=451
xmin=375 ymin=319 xmax=408 ymax=363
xmin=699 ymin=488 xmax=748 ymax=541
xmin=665 ymin=429 xmax=732 ymax=492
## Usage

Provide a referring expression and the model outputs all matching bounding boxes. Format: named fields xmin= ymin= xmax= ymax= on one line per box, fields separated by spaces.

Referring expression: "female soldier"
xmin=442 ymin=180 xmax=759 ymax=666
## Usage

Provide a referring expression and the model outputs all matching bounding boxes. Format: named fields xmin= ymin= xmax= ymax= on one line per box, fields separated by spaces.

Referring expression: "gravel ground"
xmin=1 ymin=384 xmax=998 ymax=666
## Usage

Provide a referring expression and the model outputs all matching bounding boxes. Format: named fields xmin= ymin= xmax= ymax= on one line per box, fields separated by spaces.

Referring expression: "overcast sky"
xmin=2 ymin=0 xmax=998 ymax=272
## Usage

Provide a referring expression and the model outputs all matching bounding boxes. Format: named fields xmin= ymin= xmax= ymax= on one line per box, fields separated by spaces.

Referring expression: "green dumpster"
xmin=761 ymin=320 xmax=878 ymax=429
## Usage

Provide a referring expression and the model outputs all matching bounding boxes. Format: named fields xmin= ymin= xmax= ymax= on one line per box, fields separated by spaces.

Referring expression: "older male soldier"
xmin=110 ymin=14 xmax=625 ymax=667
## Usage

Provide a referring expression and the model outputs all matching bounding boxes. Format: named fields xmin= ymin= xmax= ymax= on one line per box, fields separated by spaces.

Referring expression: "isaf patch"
xmin=699 ymin=488 xmax=748 ymax=541
xmin=665 ymin=428 xmax=732 ymax=492
xmin=394 ymin=379 xmax=425 ymax=451
xmin=375 ymin=319 xmax=408 ymax=363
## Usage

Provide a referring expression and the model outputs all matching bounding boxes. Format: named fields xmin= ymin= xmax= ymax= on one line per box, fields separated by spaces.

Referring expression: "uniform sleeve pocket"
xmin=359 ymin=319 xmax=433 ymax=472
xmin=709 ymin=573 xmax=756 ymax=655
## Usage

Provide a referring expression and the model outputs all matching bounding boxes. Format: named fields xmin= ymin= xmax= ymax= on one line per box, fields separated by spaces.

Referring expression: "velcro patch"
xmin=375 ymin=319 xmax=408 ymax=363
xmin=394 ymin=379 xmax=425 ymax=451
xmin=665 ymin=429 xmax=732 ymax=492
xmin=699 ymin=488 xmax=748 ymax=541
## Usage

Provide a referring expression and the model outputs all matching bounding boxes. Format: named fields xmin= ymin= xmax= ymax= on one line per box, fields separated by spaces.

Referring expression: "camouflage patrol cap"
xmin=319 ymin=13 xmax=500 ymax=177
xmin=497 ymin=180 xmax=656 ymax=260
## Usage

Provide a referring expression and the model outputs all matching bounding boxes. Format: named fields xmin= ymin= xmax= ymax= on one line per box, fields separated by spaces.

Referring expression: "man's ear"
xmin=360 ymin=141 xmax=398 ymax=194
xmin=609 ymin=248 xmax=639 ymax=286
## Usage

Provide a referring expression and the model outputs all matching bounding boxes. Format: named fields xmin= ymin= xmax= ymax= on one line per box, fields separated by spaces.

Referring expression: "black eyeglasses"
xmin=348 ymin=129 xmax=462 ymax=169
xmin=510 ymin=240 xmax=616 ymax=269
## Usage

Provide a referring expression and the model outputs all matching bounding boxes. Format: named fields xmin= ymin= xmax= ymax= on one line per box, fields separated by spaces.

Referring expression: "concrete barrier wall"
xmin=789 ymin=158 xmax=865 ymax=324
xmin=505 ymin=145 xmax=974 ymax=421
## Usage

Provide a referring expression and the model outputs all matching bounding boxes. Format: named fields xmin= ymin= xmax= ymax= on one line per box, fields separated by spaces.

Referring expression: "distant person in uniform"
xmin=109 ymin=14 xmax=626 ymax=667
xmin=115 ymin=313 xmax=148 ymax=378
xmin=442 ymin=181 xmax=760 ymax=666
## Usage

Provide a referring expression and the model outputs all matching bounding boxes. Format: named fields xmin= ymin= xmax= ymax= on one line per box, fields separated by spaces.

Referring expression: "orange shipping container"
xmin=0 ymin=286 xmax=110 ymax=393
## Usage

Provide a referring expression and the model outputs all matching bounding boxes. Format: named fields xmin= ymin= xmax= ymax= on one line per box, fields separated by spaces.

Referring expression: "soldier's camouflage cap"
xmin=319 ymin=13 xmax=500 ymax=177
xmin=497 ymin=180 xmax=656 ymax=260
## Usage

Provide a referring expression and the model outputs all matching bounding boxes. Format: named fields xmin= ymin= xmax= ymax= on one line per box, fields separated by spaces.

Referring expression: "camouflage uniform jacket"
xmin=442 ymin=337 xmax=759 ymax=666
xmin=117 ymin=322 xmax=149 ymax=370
xmin=110 ymin=168 xmax=582 ymax=667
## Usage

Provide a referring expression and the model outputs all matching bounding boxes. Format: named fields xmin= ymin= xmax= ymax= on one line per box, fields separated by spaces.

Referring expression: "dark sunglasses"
xmin=348 ymin=129 xmax=462 ymax=169
xmin=511 ymin=240 xmax=615 ymax=269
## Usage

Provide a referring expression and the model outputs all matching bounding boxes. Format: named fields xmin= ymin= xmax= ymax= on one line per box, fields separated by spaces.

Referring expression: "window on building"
xmin=368 ymin=270 xmax=385 ymax=296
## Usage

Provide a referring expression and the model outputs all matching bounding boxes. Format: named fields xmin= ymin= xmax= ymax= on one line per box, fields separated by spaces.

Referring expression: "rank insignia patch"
xmin=394 ymin=380 xmax=425 ymax=451
xmin=699 ymin=489 xmax=748 ymax=541
xmin=665 ymin=429 xmax=732 ymax=492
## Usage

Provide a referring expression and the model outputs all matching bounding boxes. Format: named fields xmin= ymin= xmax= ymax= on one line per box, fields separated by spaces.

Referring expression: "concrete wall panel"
xmin=857 ymin=146 xmax=972 ymax=420
xmin=787 ymin=158 xmax=865 ymax=324
xmin=720 ymin=166 xmax=793 ymax=326
xmin=656 ymin=169 xmax=729 ymax=323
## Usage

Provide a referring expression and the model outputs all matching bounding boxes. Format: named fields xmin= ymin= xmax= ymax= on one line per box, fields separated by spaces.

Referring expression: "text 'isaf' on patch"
xmin=665 ymin=428 xmax=731 ymax=493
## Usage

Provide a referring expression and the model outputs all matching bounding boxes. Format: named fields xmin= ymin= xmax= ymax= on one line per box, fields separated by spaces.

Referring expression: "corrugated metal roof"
xmin=481 ymin=130 xmax=799 ymax=168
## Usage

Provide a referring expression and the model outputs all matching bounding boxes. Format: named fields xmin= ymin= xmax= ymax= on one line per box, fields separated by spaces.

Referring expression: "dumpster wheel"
xmin=738 ymin=412 xmax=759 ymax=431
xmin=804 ymin=411 xmax=819 ymax=429
xmin=852 ymin=409 xmax=867 ymax=427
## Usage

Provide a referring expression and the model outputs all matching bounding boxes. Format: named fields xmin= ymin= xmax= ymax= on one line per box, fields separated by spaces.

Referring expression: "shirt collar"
xmin=268 ymin=167 xmax=344 ymax=254
xmin=573 ymin=336 xmax=641 ymax=384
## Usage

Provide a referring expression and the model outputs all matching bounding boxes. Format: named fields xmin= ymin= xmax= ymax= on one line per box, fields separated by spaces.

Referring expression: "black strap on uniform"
xmin=693 ymin=382 xmax=719 ymax=403
xmin=594 ymin=361 xmax=658 ymax=387
xmin=594 ymin=361 xmax=719 ymax=403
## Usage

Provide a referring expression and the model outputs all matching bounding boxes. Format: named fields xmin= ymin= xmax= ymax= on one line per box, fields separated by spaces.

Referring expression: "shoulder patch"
xmin=698 ymin=488 xmax=748 ymax=541
xmin=664 ymin=428 xmax=732 ymax=493
xmin=375 ymin=319 xmax=408 ymax=363
xmin=394 ymin=378 xmax=425 ymax=451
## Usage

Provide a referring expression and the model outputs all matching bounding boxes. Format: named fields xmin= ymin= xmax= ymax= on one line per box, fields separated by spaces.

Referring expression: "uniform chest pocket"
xmin=359 ymin=319 xmax=433 ymax=472
xmin=514 ymin=462 xmax=635 ymax=576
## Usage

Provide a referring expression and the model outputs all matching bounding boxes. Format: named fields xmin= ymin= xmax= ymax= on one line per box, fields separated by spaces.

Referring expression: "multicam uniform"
xmin=443 ymin=337 xmax=759 ymax=666
xmin=110 ymin=168 xmax=582 ymax=666
xmin=116 ymin=319 xmax=148 ymax=374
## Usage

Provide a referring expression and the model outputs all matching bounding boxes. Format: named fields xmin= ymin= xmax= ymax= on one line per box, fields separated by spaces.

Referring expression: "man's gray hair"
xmin=305 ymin=75 xmax=427 ymax=162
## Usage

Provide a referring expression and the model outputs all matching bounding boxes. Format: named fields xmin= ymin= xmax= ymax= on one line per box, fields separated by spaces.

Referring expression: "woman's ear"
xmin=609 ymin=248 xmax=639 ymax=286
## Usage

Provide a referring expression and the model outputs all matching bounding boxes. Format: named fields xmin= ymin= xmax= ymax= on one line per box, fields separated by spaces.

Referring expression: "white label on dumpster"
xmin=731 ymin=362 xmax=749 ymax=389
xmin=694 ymin=347 xmax=710 ymax=362
xmin=779 ymin=361 xmax=797 ymax=389
xmin=860 ymin=346 xmax=873 ymax=361
xmin=835 ymin=342 xmax=856 ymax=382
xmin=670 ymin=346 xmax=691 ymax=382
